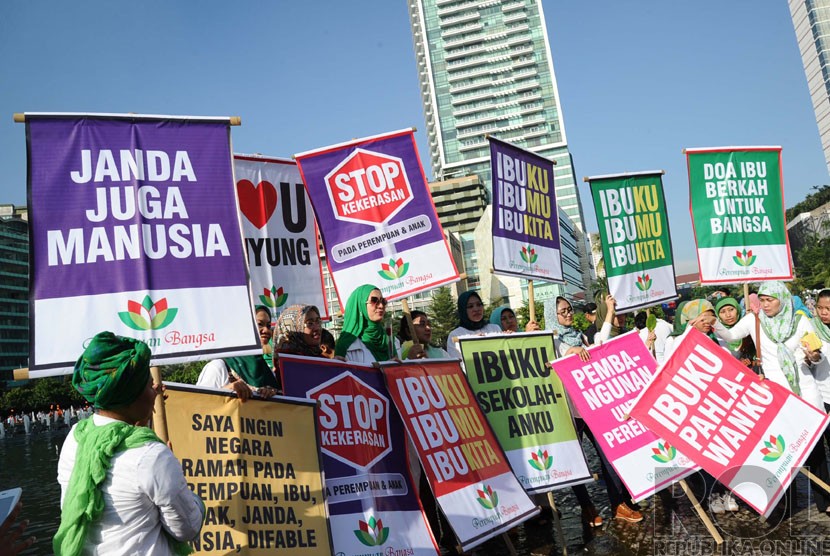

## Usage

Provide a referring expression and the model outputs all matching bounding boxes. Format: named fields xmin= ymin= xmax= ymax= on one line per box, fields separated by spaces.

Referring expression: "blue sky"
xmin=1 ymin=1 xmax=827 ymax=274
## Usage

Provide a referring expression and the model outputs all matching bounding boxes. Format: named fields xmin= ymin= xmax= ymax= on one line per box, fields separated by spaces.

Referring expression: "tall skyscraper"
xmin=408 ymin=0 xmax=592 ymax=297
xmin=408 ymin=0 xmax=586 ymax=228
xmin=790 ymin=0 xmax=830 ymax=174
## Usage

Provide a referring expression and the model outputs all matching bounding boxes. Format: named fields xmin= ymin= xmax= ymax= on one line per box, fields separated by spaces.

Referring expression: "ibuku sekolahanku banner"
xmin=233 ymin=155 xmax=327 ymax=321
xmin=489 ymin=137 xmax=563 ymax=283
xmin=587 ymin=171 xmax=677 ymax=313
xmin=458 ymin=332 xmax=591 ymax=493
xmin=686 ymin=146 xmax=792 ymax=284
xmin=295 ymin=129 xmax=458 ymax=303
xmin=630 ymin=328 xmax=829 ymax=517
xmin=381 ymin=360 xmax=537 ymax=553
xmin=280 ymin=356 xmax=440 ymax=556
xmin=553 ymin=332 xmax=697 ymax=501
xmin=164 ymin=384 xmax=332 ymax=554
xmin=26 ymin=113 xmax=261 ymax=375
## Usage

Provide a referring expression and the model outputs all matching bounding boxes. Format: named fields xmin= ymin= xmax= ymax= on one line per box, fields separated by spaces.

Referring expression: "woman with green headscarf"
xmin=55 ymin=332 xmax=204 ymax=555
xmin=663 ymin=298 xmax=718 ymax=360
xmin=197 ymin=305 xmax=280 ymax=398
xmin=715 ymin=296 xmax=756 ymax=364
xmin=335 ymin=284 xmax=393 ymax=363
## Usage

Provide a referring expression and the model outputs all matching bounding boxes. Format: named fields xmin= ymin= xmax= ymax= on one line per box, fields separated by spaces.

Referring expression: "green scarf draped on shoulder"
xmin=53 ymin=418 xmax=194 ymax=556
xmin=223 ymin=355 xmax=279 ymax=388
xmin=334 ymin=284 xmax=389 ymax=361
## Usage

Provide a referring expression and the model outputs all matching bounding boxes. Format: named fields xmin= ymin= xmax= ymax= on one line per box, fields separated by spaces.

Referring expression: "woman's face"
xmin=412 ymin=315 xmax=433 ymax=344
xmin=365 ymin=289 xmax=387 ymax=323
xmin=759 ymin=295 xmax=782 ymax=317
xmin=465 ymin=295 xmax=484 ymax=323
xmin=500 ymin=310 xmax=518 ymax=332
xmin=816 ymin=297 xmax=830 ymax=325
xmin=302 ymin=309 xmax=322 ymax=346
xmin=719 ymin=304 xmax=739 ymax=326
xmin=556 ymin=300 xmax=573 ymax=326
xmin=692 ymin=310 xmax=716 ymax=334
xmin=256 ymin=310 xmax=272 ymax=347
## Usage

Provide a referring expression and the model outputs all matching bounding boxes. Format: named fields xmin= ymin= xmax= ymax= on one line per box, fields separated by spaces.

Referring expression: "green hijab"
xmin=223 ymin=356 xmax=279 ymax=389
xmin=72 ymin=332 xmax=151 ymax=410
xmin=715 ymin=297 xmax=743 ymax=351
xmin=671 ymin=301 xmax=689 ymax=336
xmin=335 ymin=284 xmax=390 ymax=361
xmin=811 ymin=289 xmax=830 ymax=342
xmin=57 ymin=333 xmax=193 ymax=556
xmin=758 ymin=281 xmax=801 ymax=396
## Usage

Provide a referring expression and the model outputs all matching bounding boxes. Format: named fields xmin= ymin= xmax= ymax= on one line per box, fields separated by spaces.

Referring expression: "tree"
xmin=162 ymin=362 xmax=203 ymax=385
xmin=786 ymin=184 xmax=830 ymax=221
xmin=427 ymin=286 xmax=458 ymax=349
xmin=516 ymin=299 xmax=545 ymax=330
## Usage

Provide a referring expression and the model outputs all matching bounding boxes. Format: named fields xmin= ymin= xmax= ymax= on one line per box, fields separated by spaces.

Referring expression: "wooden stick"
xmin=547 ymin=491 xmax=568 ymax=556
xmin=500 ymin=533 xmax=518 ymax=556
xmin=12 ymin=368 xmax=29 ymax=380
xmin=401 ymin=298 xmax=420 ymax=349
xmin=678 ymin=479 xmax=723 ymax=545
xmin=528 ymin=281 xmax=536 ymax=323
xmin=150 ymin=366 xmax=169 ymax=443
xmin=800 ymin=467 xmax=830 ymax=497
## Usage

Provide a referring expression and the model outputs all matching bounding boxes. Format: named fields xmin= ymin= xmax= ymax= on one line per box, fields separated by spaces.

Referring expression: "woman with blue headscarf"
xmin=446 ymin=291 xmax=501 ymax=359
xmin=489 ymin=306 xmax=540 ymax=333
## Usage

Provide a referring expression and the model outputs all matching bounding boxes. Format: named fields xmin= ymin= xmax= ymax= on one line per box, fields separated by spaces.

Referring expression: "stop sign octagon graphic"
xmin=307 ymin=371 xmax=392 ymax=470
xmin=324 ymin=148 xmax=414 ymax=226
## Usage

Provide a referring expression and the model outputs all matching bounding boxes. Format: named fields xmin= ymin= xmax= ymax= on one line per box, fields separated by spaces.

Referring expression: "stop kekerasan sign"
xmin=324 ymin=148 xmax=413 ymax=225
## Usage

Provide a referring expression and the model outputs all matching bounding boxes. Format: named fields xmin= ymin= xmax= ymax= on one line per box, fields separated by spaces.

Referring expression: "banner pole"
xmin=678 ymin=479 xmax=723 ymax=545
xmin=799 ymin=467 xmax=830 ymax=497
xmin=150 ymin=366 xmax=169 ymax=443
xmin=546 ymin=491 xmax=568 ymax=556
xmin=528 ymin=281 xmax=536 ymax=323
xmin=500 ymin=533 xmax=518 ymax=556
xmin=401 ymin=298 xmax=422 ymax=353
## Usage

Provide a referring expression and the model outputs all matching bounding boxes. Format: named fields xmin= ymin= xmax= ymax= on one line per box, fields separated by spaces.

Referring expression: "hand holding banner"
xmin=630 ymin=328 xmax=829 ymax=517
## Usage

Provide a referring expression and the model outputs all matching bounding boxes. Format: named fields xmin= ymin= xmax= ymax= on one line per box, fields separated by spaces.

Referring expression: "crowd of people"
xmin=3 ymin=281 xmax=826 ymax=554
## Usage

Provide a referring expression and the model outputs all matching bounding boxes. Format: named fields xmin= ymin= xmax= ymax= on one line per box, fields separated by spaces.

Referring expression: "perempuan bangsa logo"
xmin=118 ymin=295 xmax=216 ymax=349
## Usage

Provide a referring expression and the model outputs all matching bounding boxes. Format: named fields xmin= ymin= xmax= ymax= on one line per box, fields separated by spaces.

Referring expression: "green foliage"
xmin=427 ymin=286 xmax=458 ymax=350
xmin=516 ymin=300 xmax=545 ymax=330
xmin=571 ymin=312 xmax=589 ymax=332
xmin=786 ymin=185 xmax=830 ymax=222
xmin=792 ymin=234 xmax=830 ymax=291
xmin=162 ymin=362 xmax=203 ymax=385
xmin=1 ymin=376 xmax=85 ymax=414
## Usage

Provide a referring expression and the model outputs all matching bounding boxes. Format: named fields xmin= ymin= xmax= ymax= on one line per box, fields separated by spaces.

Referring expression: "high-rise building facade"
xmin=408 ymin=0 xmax=588 ymax=230
xmin=408 ymin=0 xmax=592 ymax=298
xmin=791 ymin=0 xmax=830 ymax=174
xmin=0 ymin=206 xmax=29 ymax=382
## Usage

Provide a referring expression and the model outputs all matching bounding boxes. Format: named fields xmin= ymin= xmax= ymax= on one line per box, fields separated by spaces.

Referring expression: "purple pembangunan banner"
xmin=295 ymin=129 xmax=458 ymax=304
xmin=26 ymin=113 xmax=261 ymax=375
xmin=489 ymin=137 xmax=563 ymax=283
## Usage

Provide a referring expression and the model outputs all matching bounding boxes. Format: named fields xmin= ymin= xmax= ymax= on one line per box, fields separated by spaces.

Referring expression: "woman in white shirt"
xmin=445 ymin=290 xmax=501 ymax=359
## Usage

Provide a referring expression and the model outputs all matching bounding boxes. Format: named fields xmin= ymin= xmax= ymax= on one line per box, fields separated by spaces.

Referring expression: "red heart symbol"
xmin=236 ymin=179 xmax=277 ymax=229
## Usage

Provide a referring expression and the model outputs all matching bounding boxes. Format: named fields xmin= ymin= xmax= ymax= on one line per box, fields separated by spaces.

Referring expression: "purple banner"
xmin=295 ymin=130 xmax=458 ymax=303
xmin=26 ymin=114 xmax=260 ymax=373
xmin=489 ymin=137 xmax=563 ymax=283
xmin=280 ymin=356 xmax=439 ymax=556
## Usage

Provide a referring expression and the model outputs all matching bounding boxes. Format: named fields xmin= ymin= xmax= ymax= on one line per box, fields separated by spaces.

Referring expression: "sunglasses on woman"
xmin=367 ymin=296 xmax=388 ymax=307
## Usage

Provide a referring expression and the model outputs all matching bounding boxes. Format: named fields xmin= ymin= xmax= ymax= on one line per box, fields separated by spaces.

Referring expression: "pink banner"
xmin=630 ymin=328 xmax=830 ymax=516
xmin=553 ymin=331 xmax=697 ymax=500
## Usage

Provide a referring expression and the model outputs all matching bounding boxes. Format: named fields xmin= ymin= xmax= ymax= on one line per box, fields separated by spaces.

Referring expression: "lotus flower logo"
xmin=259 ymin=286 xmax=288 ymax=308
xmin=378 ymin=257 xmax=409 ymax=280
xmin=476 ymin=484 xmax=499 ymax=510
xmin=635 ymin=273 xmax=652 ymax=291
xmin=650 ymin=441 xmax=677 ymax=463
xmin=118 ymin=295 xmax=178 ymax=331
xmin=354 ymin=515 xmax=389 ymax=547
xmin=528 ymin=449 xmax=553 ymax=471
xmin=733 ymin=249 xmax=756 ymax=267
xmin=760 ymin=434 xmax=785 ymax=462
xmin=520 ymin=245 xmax=538 ymax=264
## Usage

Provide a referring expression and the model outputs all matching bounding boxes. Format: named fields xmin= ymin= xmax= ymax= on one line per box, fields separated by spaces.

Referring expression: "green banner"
xmin=588 ymin=172 xmax=677 ymax=313
xmin=686 ymin=147 xmax=792 ymax=283
xmin=458 ymin=332 xmax=591 ymax=493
